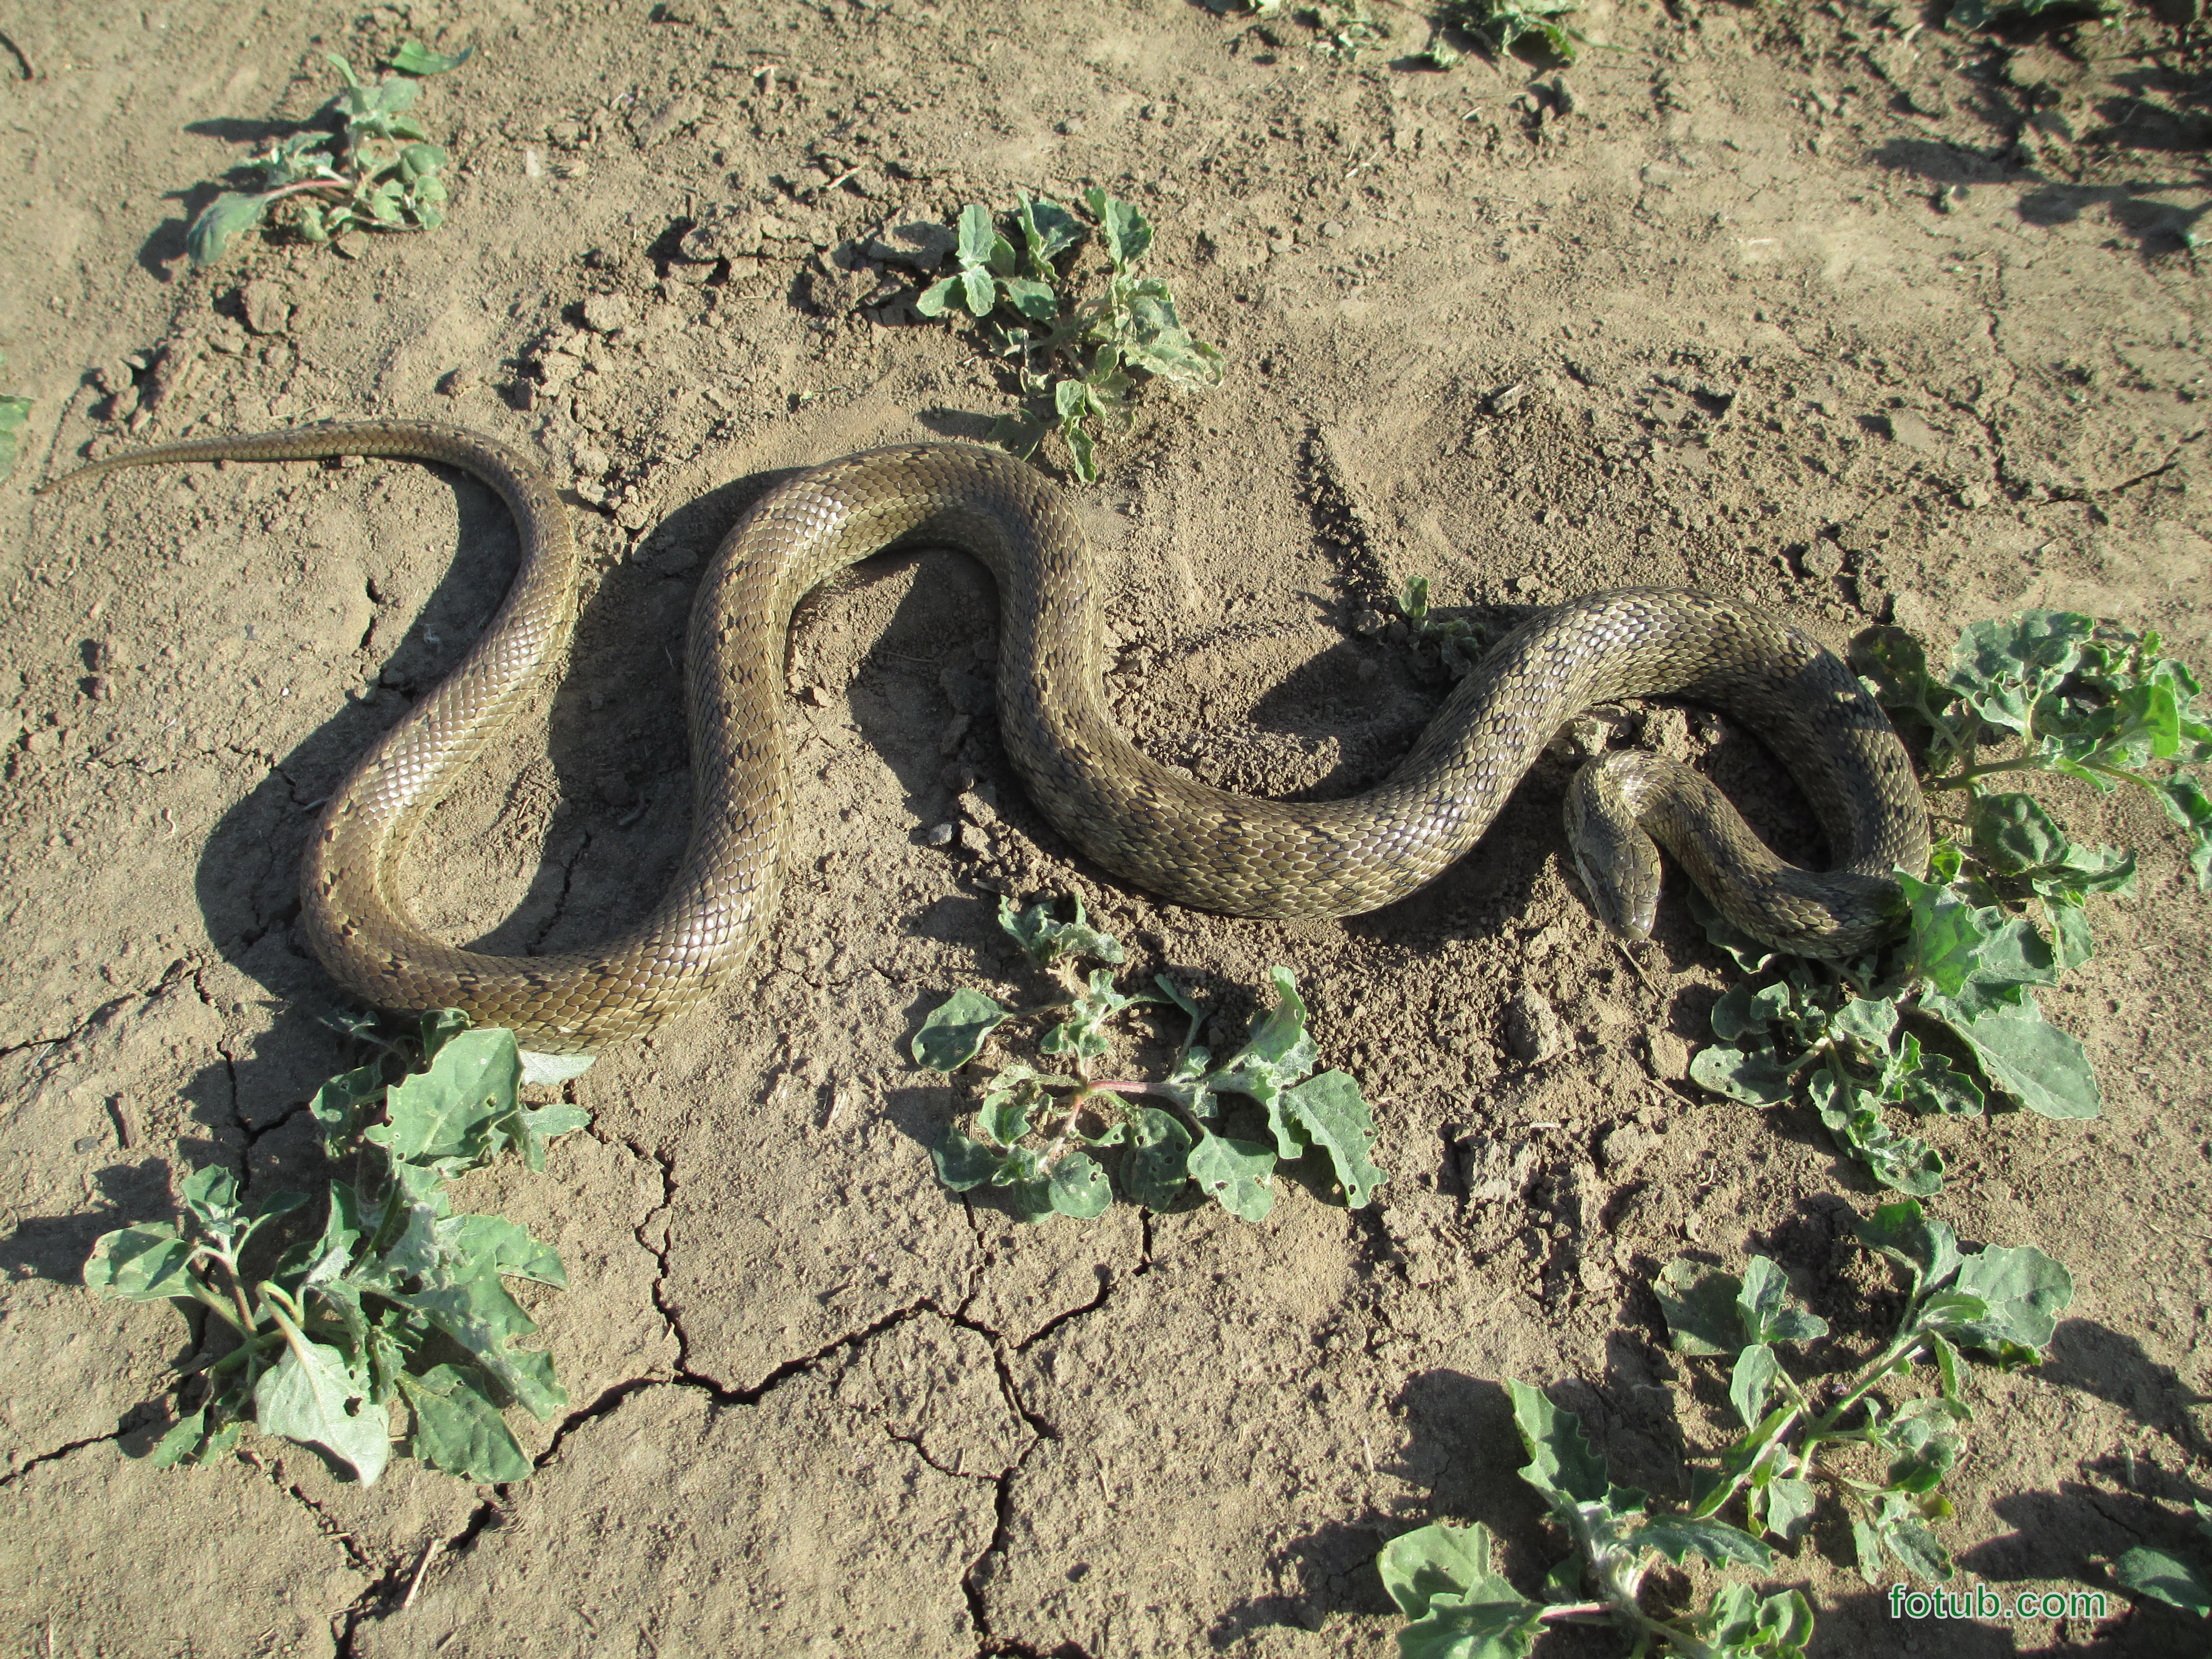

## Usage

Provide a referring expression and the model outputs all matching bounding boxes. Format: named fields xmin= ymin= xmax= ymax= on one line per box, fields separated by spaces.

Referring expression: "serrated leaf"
xmin=255 ymin=1322 xmax=391 ymax=1484
xmin=1047 ymin=1152 xmax=1112 ymax=1219
xmin=1630 ymin=1513 xmax=1772 ymax=1570
xmin=509 ymin=1100 xmax=591 ymax=1173
xmin=1212 ymin=966 xmax=1320 ymax=1111
xmin=1015 ymin=193 xmax=1082 ymax=270
xmin=373 ymin=1028 xmax=521 ymax=1168
xmin=2156 ymin=771 xmax=2212 ymax=890
xmin=1125 ymin=1106 xmax=1193 ymax=1210
xmin=1185 ymin=1128 xmax=1274 ymax=1221
xmin=84 ymin=1223 xmax=194 ymax=1302
xmin=389 ymin=1264 xmax=565 ymax=1421
xmin=399 ymin=1363 xmax=529 ymax=1482
xmin=1506 ymin=1379 xmax=1616 ymax=1509
xmin=1808 ymin=1070 xmax=1946 ymax=1196
xmin=912 ymin=988 xmax=1010 ymax=1071
xmin=1275 ymin=1070 xmax=1386 ymax=1207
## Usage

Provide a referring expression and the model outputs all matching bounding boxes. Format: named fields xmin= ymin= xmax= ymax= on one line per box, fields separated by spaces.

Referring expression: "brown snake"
xmin=51 ymin=421 xmax=1929 ymax=1055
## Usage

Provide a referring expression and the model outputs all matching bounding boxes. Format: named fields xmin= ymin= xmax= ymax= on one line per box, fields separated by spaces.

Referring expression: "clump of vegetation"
xmin=914 ymin=893 xmax=1384 ymax=1222
xmin=84 ymin=1013 xmax=587 ymax=1485
xmin=0 ymin=349 xmax=29 ymax=481
xmin=913 ymin=191 xmax=1220 ymax=482
xmin=1946 ymin=0 xmax=2116 ymax=30
xmin=1691 ymin=611 xmax=2209 ymax=1194
xmin=1379 ymin=1202 xmax=2072 ymax=1657
xmin=187 ymin=38 xmax=471 ymax=269
xmin=1437 ymin=0 xmax=1589 ymax=62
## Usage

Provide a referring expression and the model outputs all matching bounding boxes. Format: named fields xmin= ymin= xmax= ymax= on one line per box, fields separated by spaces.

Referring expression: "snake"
xmin=49 ymin=421 xmax=1930 ymax=1055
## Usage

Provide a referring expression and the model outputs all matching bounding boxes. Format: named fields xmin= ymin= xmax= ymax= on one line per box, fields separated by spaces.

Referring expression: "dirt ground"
xmin=3 ymin=0 xmax=2211 ymax=1653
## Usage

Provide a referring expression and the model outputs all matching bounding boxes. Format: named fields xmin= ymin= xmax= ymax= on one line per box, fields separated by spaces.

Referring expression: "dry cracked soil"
xmin=3 ymin=0 xmax=2212 ymax=1655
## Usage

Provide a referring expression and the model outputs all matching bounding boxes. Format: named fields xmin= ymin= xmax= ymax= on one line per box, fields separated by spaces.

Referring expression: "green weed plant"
xmin=914 ymin=894 xmax=1383 ymax=1222
xmin=1380 ymin=1202 xmax=2072 ymax=1658
xmin=84 ymin=1012 xmax=586 ymax=1485
xmin=913 ymin=191 xmax=1220 ymax=482
xmin=187 ymin=38 xmax=470 ymax=268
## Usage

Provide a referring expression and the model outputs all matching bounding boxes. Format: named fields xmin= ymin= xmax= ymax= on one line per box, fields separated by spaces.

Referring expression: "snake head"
xmin=1564 ymin=758 xmax=1662 ymax=941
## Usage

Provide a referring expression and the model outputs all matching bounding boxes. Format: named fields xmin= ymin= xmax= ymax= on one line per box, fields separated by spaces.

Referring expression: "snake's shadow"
xmin=186 ymin=458 xmax=804 ymax=1150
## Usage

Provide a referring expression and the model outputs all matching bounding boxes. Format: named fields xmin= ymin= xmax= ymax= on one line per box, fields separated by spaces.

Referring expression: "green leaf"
xmin=1629 ymin=1513 xmax=1772 ymax=1570
xmin=2114 ymin=1544 xmax=2212 ymax=1618
xmin=1808 ymin=1070 xmax=1946 ymax=1196
xmin=309 ymin=1062 xmax=386 ymax=1154
xmin=180 ymin=1165 xmax=243 ymax=1233
xmin=987 ymin=409 xmax=1047 ymax=459
xmin=1764 ymin=1477 xmax=1817 ymax=1543
xmin=1654 ymin=1259 xmax=1747 ymax=1358
xmin=914 ymin=276 xmax=959 ymax=318
xmin=0 ymin=393 xmax=30 ymax=482
xmin=1275 ymin=1070 xmax=1386 ymax=1207
xmin=255 ymin=1322 xmax=391 ymax=1484
xmin=1000 ymin=276 xmax=1057 ymax=321
xmin=444 ymin=1214 xmax=567 ymax=1289
xmin=1397 ymin=1600 xmax=1545 ymax=1659
xmin=1054 ymin=376 xmax=1089 ymax=425
xmin=398 ymin=1364 xmax=529 ymax=1482
xmin=509 ymin=1100 xmax=591 ymax=1173
xmin=1738 ymin=1256 xmax=1827 ymax=1345
xmin=323 ymin=51 xmax=364 ymax=88
xmin=912 ymin=988 xmax=1010 ymax=1070
xmin=1856 ymin=1199 xmax=1963 ymax=1298
xmin=1730 ymin=1344 xmax=1779 ymax=1431
xmin=372 ymin=1028 xmax=522 ymax=1169
xmin=1047 ymin=1152 xmax=1112 ymax=1219
xmin=1378 ymin=1519 xmax=1520 ymax=1620
xmin=1689 ymin=1043 xmax=1795 ymax=1106
xmin=1015 ymin=193 xmax=1082 ymax=271
xmin=1082 ymin=189 xmax=1154 ymax=268
xmin=958 ymin=265 xmax=997 ymax=316
xmin=1125 ymin=1106 xmax=1193 ymax=1210
xmin=1968 ymin=792 xmax=2069 ymax=873
xmin=953 ymin=204 xmax=993 ymax=267
xmin=998 ymin=892 xmax=1126 ymax=968
xmin=387 ymin=37 xmax=474 ymax=74
xmin=1063 ymin=420 xmax=1099 ymax=483
xmin=978 ymin=1068 xmax=1053 ymax=1147
xmin=1506 ymin=1379 xmax=1617 ymax=1509
xmin=1040 ymin=967 xmax=1147 ymax=1059
xmin=1851 ymin=1515 xmax=1886 ymax=1585
xmin=1875 ymin=1498 xmax=1953 ymax=1582
xmin=389 ymin=1265 xmax=565 ymax=1421
xmin=84 ymin=1223 xmax=194 ymax=1302
xmin=150 ymin=1410 xmax=210 ymax=1469
xmin=1927 ymin=1243 xmax=2073 ymax=1363
xmin=1212 ymin=966 xmax=1320 ymax=1114
xmin=1920 ymin=990 xmax=2099 ymax=1119
xmin=2157 ymin=771 xmax=2212 ymax=890
xmin=1185 ymin=1128 xmax=1275 ymax=1221
xmin=932 ymin=1127 xmax=1008 ymax=1192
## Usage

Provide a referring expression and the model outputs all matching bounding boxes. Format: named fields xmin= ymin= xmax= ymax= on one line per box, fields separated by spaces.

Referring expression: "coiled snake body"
xmin=54 ymin=423 xmax=1929 ymax=1054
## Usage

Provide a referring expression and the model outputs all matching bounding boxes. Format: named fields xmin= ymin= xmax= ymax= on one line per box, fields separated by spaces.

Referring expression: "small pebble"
xmin=924 ymin=822 xmax=957 ymax=847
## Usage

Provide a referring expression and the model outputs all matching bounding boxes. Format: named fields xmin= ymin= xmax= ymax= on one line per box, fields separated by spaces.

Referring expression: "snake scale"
xmin=52 ymin=421 xmax=1929 ymax=1055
